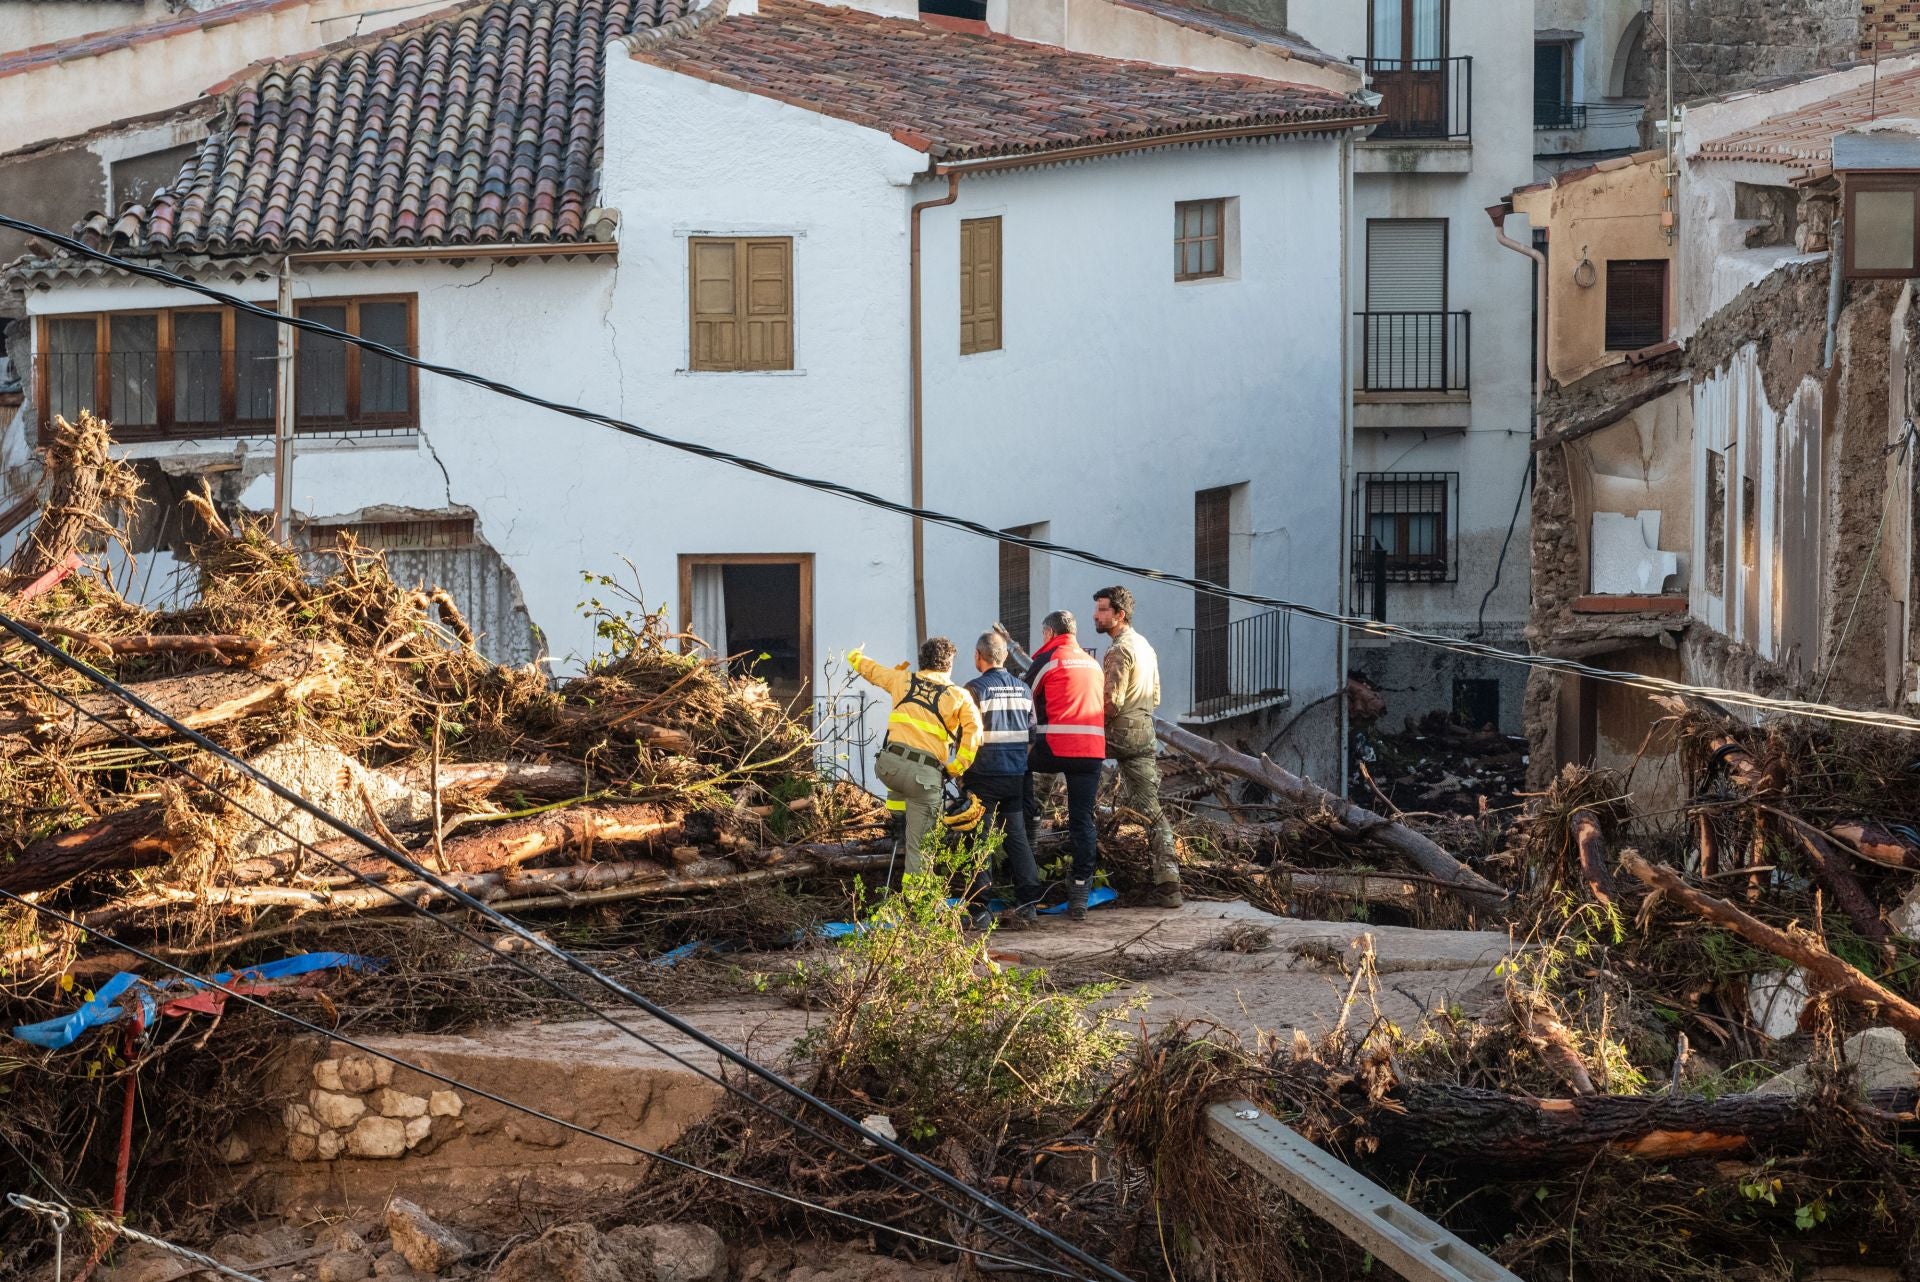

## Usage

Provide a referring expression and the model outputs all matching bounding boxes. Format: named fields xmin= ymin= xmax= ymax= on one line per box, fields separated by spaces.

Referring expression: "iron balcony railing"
xmin=1354 ymin=311 xmax=1470 ymax=394
xmin=32 ymin=346 xmax=418 ymax=443
xmin=1352 ymin=55 xmax=1472 ymax=142
xmin=1534 ymin=100 xmax=1587 ymax=130
xmin=1185 ymin=610 xmax=1290 ymax=723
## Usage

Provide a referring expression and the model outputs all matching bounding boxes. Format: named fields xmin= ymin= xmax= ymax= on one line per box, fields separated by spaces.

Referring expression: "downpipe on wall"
xmin=909 ymin=170 xmax=961 ymax=641
xmin=1826 ymin=215 xmax=1847 ymax=370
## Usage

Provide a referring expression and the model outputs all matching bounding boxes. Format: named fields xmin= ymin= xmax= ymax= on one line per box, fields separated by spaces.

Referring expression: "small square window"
xmin=1175 ymin=199 xmax=1226 ymax=281
xmin=1845 ymin=177 xmax=1920 ymax=278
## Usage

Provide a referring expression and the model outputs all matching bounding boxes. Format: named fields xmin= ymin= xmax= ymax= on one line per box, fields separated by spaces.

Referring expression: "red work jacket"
xmin=1026 ymin=634 xmax=1106 ymax=761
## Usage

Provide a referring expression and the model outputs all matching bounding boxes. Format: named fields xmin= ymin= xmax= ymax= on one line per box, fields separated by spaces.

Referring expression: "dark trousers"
xmin=1030 ymin=758 xmax=1102 ymax=883
xmin=965 ymin=771 xmax=1041 ymax=907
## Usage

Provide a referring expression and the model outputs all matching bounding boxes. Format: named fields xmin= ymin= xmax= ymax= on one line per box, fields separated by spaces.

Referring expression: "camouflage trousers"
xmin=1114 ymin=750 xmax=1180 ymax=886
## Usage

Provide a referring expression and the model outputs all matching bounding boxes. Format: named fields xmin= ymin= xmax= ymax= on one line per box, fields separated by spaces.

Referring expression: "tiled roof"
xmin=628 ymin=0 xmax=1372 ymax=163
xmin=81 ymin=0 xmax=709 ymax=255
xmin=1695 ymin=64 xmax=1920 ymax=172
xmin=1100 ymin=0 xmax=1333 ymax=66
xmin=0 ymin=0 xmax=307 ymax=80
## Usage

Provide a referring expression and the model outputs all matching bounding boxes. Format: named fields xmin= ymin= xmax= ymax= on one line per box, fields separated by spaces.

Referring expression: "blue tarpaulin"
xmin=12 ymin=952 xmax=378 ymax=1050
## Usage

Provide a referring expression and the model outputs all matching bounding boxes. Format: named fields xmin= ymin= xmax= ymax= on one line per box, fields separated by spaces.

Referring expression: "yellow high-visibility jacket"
xmin=850 ymin=653 xmax=983 ymax=776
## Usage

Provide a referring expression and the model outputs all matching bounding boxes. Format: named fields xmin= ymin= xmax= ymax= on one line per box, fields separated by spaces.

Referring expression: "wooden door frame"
xmin=676 ymin=552 xmax=815 ymax=700
xmin=1368 ymin=0 xmax=1448 ymax=60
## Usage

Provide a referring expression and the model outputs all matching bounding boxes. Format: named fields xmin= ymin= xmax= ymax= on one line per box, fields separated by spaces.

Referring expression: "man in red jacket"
xmin=1024 ymin=610 xmax=1106 ymax=920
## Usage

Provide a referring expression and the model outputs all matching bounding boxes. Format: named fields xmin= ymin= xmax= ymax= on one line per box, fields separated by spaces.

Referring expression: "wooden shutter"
xmin=690 ymin=238 xmax=792 ymax=371
xmin=1604 ymin=259 xmax=1667 ymax=351
xmin=742 ymin=239 xmax=793 ymax=370
xmin=690 ymin=239 xmax=741 ymax=371
xmin=960 ymin=217 xmax=1001 ymax=354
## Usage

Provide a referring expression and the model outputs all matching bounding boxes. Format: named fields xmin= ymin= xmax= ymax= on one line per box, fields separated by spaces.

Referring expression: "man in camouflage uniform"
xmin=1092 ymin=586 xmax=1181 ymax=908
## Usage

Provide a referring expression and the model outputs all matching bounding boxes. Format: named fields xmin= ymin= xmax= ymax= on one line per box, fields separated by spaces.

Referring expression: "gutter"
xmin=931 ymin=115 xmax=1385 ymax=175
xmin=289 ymin=241 xmax=619 ymax=265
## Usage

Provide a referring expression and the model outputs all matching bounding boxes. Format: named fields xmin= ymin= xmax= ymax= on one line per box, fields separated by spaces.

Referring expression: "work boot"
xmin=1148 ymin=882 xmax=1184 ymax=909
xmin=1067 ymin=880 xmax=1091 ymax=922
xmin=999 ymin=904 xmax=1040 ymax=931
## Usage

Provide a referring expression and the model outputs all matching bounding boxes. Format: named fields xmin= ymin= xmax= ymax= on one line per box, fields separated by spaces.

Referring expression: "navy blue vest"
xmin=964 ymin=667 xmax=1035 ymax=776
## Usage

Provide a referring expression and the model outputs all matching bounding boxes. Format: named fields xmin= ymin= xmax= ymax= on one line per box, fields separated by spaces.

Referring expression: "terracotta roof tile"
xmin=1697 ymin=64 xmax=1920 ymax=171
xmin=0 ymin=0 xmax=309 ymax=79
xmin=628 ymin=0 xmax=1372 ymax=163
xmin=86 ymin=0 xmax=708 ymax=255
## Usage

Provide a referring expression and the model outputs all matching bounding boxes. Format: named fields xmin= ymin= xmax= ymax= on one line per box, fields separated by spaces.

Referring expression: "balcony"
xmin=1354 ymin=311 xmax=1470 ymax=396
xmin=1533 ymin=100 xmax=1587 ymax=131
xmin=1181 ymin=609 xmax=1291 ymax=725
xmin=33 ymin=343 xmax=419 ymax=444
xmin=1353 ymin=56 xmax=1472 ymax=143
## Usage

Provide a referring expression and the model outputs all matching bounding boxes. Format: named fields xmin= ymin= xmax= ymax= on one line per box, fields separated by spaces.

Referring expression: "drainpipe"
xmin=1490 ymin=209 xmax=1548 ymax=410
xmin=1337 ymin=130 xmax=1354 ymax=798
xmin=908 ymin=170 xmax=960 ymax=641
xmin=1825 ymin=216 xmax=1846 ymax=370
xmin=272 ymin=256 xmax=296 ymax=540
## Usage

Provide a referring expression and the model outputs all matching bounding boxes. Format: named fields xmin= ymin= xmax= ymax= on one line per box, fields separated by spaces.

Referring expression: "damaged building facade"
xmin=2 ymin=0 xmax=1380 ymax=773
xmin=1512 ymin=54 xmax=1920 ymax=797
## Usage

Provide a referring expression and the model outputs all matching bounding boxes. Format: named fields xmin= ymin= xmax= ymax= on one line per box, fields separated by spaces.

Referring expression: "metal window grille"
xmin=1604 ymin=260 xmax=1668 ymax=351
xmin=1353 ymin=472 xmax=1456 ymax=584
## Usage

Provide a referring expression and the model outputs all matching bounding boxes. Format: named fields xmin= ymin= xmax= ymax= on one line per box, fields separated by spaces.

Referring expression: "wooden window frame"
xmin=960 ymin=216 xmax=1002 ymax=355
xmin=1175 ymin=199 xmax=1228 ymax=282
xmin=1368 ymin=0 xmax=1449 ymax=61
xmin=32 ymin=296 xmax=418 ymax=442
xmin=1602 ymin=259 xmax=1669 ymax=351
xmin=676 ymin=553 xmax=815 ymax=700
xmin=687 ymin=237 xmax=796 ymax=372
xmin=1356 ymin=473 xmax=1455 ymax=583
xmin=1844 ymin=175 xmax=1920 ymax=280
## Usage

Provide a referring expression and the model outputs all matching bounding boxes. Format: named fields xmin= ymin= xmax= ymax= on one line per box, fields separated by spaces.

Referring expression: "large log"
xmin=379 ymin=761 xmax=589 ymax=800
xmin=1620 ymin=849 xmax=1920 ymax=1038
xmin=1569 ymin=808 xmax=1616 ymax=908
xmin=1760 ymin=807 xmax=1892 ymax=953
xmin=0 ymin=642 xmax=343 ymax=748
xmin=0 ymin=804 xmax=176 ymax=894
xmin=1709 ymin=734 xmax=1920 ymax=871
xmin=1154 ymin=719 xmax=1508 ymax=907
xmin=1361 ymin=1079 xmax=1920 ymax=1166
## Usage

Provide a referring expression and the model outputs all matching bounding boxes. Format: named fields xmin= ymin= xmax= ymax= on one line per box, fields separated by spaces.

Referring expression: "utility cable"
xmin=0 ymin=612 xmax=1130 ymax=1282
xmin=1815 ymin=423 xmax=1914 ymax=704
xmin=0 ymin=894 xmax=1090 ymax=1279
xmin=3 ymin=213 xmax=1918 ymax=735
xmin=0 ymin=653 xmax=1075 ymax=1278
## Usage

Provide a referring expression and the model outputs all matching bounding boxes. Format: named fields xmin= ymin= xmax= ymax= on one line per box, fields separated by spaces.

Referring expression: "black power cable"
xmin=1 ymin=213 xmax=1913 ymax=733
xmin=0 ymin=650 xmax=1073 ymax=1277
xmin=0 ymin=887 xmax=1091 ymax=1279
xmin=0 ymin=611 xmax=1131 ymax=1282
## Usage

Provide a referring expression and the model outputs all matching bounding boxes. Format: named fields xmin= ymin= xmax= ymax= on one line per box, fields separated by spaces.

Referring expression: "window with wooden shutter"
xmin=1604 ymin=259 xmax=1667 ymax=351
xmin=689 ymin=237 xmax=793 ymax=371
xmin=998 ymin=523 xmax=1034 ymax=649
xmin=960 ymin=217 xmax=1001 ymax=355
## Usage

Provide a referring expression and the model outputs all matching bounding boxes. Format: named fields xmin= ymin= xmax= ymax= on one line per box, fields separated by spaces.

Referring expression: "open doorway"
xmin=678 ymin=554 xmax=814 ymax=706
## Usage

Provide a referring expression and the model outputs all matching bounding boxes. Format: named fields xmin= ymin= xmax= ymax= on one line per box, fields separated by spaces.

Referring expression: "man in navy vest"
xmin=963 ymin=631 xmax=1041 ymax=927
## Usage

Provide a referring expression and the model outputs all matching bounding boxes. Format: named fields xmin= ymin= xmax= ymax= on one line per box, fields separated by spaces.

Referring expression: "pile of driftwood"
xmin=0 ymin=415 xmax=887 ymax=985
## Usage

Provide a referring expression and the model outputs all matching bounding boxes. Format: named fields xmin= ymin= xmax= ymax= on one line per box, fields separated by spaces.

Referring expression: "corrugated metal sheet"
xmin=375 ymin=545 xmax=541 ymax=668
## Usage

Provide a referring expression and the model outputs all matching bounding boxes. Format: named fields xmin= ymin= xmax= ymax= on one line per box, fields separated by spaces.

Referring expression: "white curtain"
xmin=689 ymin=565 xmax=729 ymax=659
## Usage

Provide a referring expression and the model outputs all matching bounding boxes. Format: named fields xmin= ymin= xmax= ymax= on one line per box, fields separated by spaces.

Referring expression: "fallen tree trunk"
xmin=0 ymin=804 xmax=175 ymax=894
xmin=1759 ymin=807 xmax=1893 ymax=953
xmin=1710 ymin=734 xmax=1918 ymax=872
xmin=1569 ymin=809 xmax=1616 ymax=908
xmin=7 ymin=619 xmax=275 ymax=662
xmin=1359 ymin=1079 xmax=1920 ymax=1166
xmin=1155 ymin=719 xmax=1508 ymax=907
xmin=378 ymin=760 xmax=589 ymax=801
xmin=1620 ymin=849 xmax=1920 ymax=1038
xmin=0 ymin=642 xmax=343 ymax=748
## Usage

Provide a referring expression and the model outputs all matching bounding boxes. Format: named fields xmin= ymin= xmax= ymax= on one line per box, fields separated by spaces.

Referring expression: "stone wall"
xmin=1644 ymin=0 xmax=1863 ymax=114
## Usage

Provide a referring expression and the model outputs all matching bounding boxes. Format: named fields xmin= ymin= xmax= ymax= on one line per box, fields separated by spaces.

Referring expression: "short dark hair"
xmin=919 ymin=636 xmax=957 ymax=670
xmin=1041 ymin=610 xmax=1075 ymax=637
xmin=1095 ymin=585 xmax=1135 ymax=622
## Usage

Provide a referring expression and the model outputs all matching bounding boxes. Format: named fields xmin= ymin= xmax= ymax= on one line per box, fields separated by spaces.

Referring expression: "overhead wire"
xmin=0 ymin=213 xmax=1913 ymax=733
xmin=0 ymin=613 xmax=1128 ymax=1282
xmin=0 ymin=649 xmax=1084 ymax=1279
xmin=0 ymin=889 xmax=1095 ymax=1280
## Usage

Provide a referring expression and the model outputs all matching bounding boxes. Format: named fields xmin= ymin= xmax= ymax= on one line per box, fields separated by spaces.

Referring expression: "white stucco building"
xmin=1273 ymin=0 xmax=1538 ymax=735
xmin=5 ymin=0 xmax=1379 ymax=775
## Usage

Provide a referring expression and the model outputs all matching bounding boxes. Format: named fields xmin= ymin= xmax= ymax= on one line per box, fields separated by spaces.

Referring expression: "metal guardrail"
xmin=1207 ymin=1101 xmax=1523 ymax=1282
xmin=1355 ymin=311 xmax=1471 ymax=394
xmin=1352 ymin=56 xmax=1472 ymax=142
xmin=1184 ymin=609 xmax=1289 ymax=723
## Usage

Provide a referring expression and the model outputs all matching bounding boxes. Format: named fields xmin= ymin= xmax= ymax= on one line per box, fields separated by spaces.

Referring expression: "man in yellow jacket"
xmin=848 ymin=636 xmax=984 ymax=873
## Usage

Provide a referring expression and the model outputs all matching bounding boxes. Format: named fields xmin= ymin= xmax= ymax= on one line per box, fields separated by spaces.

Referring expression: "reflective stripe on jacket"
xmin=1025 ymin=634 xmax=1106 ymax=760
xmin=964 ymin=666 xmax=1034 ymax=776
xmin=852 ymin=654 xmax=983 ymax=774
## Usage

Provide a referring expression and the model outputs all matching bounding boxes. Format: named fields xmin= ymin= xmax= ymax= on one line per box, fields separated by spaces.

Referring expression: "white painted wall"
xmin=1287 ymin=0 xmax=1537 ymax=650
xmin=0 ymin=0 xmax=187 ymax=53
xmin=917 ymin=139 xmax=1347 ymax=731
xmin=0 ymin=0 xmax=402 ymax=154
xmin=1532 ymin=0 xmax=1647 ymax=167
